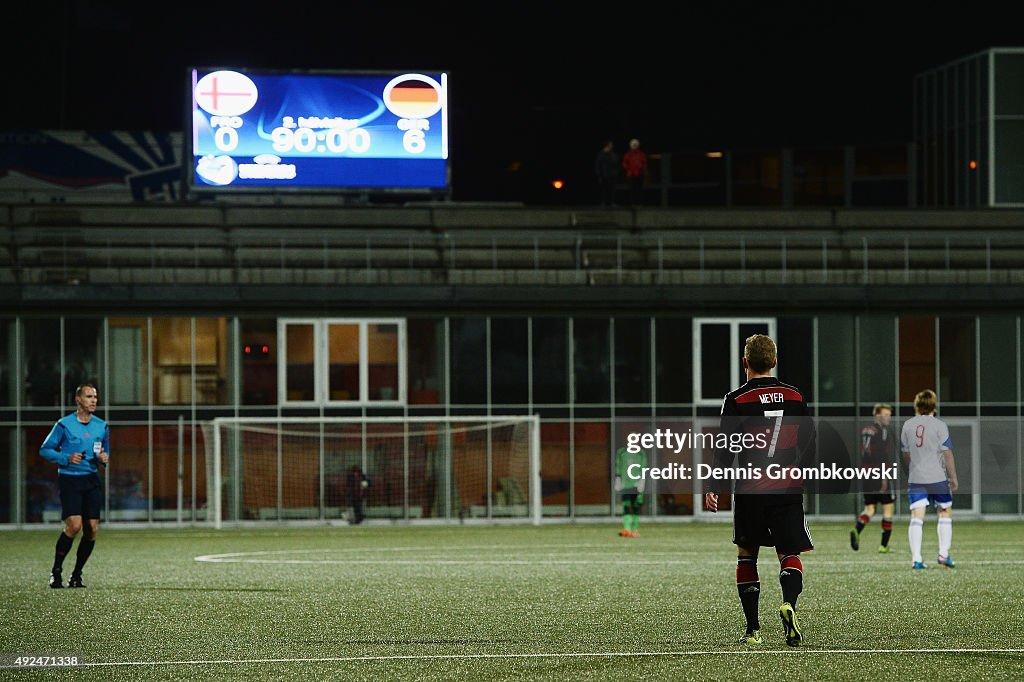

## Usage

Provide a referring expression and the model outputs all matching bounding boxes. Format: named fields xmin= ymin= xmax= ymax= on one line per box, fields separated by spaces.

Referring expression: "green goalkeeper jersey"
xmin=615 ymin=447 xmax=648 ymax=494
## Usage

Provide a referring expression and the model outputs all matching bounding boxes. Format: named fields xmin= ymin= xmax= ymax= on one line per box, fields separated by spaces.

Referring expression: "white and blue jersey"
xmin=901 ymin=414 xmax=952 ymax=484
xmin=900 ymin=414 xmax=953 ymax=508
xmin=39 ymin=413 xmax=110 ymax=476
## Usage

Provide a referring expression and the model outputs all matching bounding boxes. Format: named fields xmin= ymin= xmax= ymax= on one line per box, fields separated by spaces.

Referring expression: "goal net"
xmin=201 ymin=416 xmax=541 ymax=528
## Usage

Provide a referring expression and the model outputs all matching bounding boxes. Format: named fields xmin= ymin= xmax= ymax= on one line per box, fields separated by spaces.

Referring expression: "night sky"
xmin=8 ymin=1 xmax=1022 ymax=203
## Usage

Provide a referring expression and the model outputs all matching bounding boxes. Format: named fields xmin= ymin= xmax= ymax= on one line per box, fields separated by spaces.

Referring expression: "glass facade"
xmin=2 ymin=313 xmax=1021 ymax=525
xmin=914 ymin=47 xmax=1024 ymax=207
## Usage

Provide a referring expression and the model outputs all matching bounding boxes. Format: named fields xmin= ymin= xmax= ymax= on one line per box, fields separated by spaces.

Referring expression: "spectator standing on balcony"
xmin=594 ymin=140 xmax=619 ymax=206
xmin=622 ymin=138 xmax=648 ymax=206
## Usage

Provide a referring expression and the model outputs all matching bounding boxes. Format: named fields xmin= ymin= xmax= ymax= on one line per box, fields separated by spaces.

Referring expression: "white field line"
xmin=62 ymin=648 xmax=1024 ymax=669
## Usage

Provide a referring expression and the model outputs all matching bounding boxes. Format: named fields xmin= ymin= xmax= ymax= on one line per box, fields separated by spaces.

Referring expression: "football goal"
xmin=202 ymin=416 xmax=541 ymax=528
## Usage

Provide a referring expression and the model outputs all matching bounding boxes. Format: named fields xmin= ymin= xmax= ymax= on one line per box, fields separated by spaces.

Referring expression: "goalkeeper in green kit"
xmin=614 ymin=446 xmax=648 ymax=537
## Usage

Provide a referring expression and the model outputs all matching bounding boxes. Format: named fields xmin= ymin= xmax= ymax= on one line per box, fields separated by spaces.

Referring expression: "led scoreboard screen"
xmin=188 ymin=68 xmax=449 ymax=192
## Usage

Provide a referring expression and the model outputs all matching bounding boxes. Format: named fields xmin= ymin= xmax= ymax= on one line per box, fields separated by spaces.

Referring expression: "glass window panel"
xmin=858 ymin=316 xmax=896 ymax=404
xmin=574 ymin=421 xmax=609 ymax=513
xmin=0 ymin=319 xmax=13 ymax=406
xmin=532 ymin=318 xmax=568 ymax=404
xmin=109 ymin=318 xmax=148 ymax=406
xmin=23 ymin=319 xmax=61 ymax=407
xmin=328 ymin=323 xmax=360 ymax=402
xmin=939 ymin=317 xmax=976 ymax=403
xmin=450 ymin=318 xmax=486 ymax=405
xmin=108 ymin=425 xmax=150 ymax=521
xmin=979 ymin=316 xmax=1017 ymax=403
xmin=614 ymin=317 xmax=650 ymax=404
xmin=285 ymin=323 xmax=316 ymax=402
xmin=792 ymin=147 xmax=844 ymax=206
xmin=408 ymin=318 xmax=443 ymax=405
xmin=152 ymin=424 xmax=182 ymax=515
xmin=406 ymin=421 xmax=435 ymax=517
xmin=899 ymin=317 xmax=935 ymax=404
xmin=490 ymin=318 xmax=528 ymax=405
xmin=699 ymin=323 xmax=730 ymax=401
xmin=195 ymin=318 xmax=228 ymax=405
xmin=241 ymin=318 xmax=277 ymax=405
xmin=854 ymin=145 xmax=908 ymax=178
xmin=655 ymin=317 xmax=691 ymax=404
xmin=152 ymin=318 xmax=192 ymax=405
xmin=540 ymin=422 xmax=570 ymax=516
xmin=777 ymin=318 xmax=814 ymax=403
xmin=188 ymin=423 xmax=209 ymax=521
xmin=994 ymin=120 xmax=1024 ymax=204
xmin=0 ymin=427 xmax=11 ymax=522
xmin=25 ymin=425 xmax=62 ymax=523
xmin=63 ymin=318 xmax=103 ymax=407
xmin=368 ymin=322 xmax=400 ymax=402
xmin=817 ymin=316 xmax=855 ymax=403
xmin=994 ymin=53 xmax=1024 ymax=115
xmin=573 ymin=318 xmax=610 ymax=404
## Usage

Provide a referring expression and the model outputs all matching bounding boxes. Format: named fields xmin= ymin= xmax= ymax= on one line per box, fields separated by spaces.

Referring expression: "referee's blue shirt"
xmin=39 ymin=413 xmax=110 ymax=476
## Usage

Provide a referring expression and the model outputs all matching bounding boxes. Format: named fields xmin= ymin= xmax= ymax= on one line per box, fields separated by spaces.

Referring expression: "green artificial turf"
xmin=1 ymin=520 xmax=1022 ymax=680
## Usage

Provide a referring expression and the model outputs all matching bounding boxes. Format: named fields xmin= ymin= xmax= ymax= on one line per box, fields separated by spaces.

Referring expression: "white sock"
xmin=909 ymin=518 xmax=924 ymax=563
xmin=938 ymin=517 xmax=952 ymax=557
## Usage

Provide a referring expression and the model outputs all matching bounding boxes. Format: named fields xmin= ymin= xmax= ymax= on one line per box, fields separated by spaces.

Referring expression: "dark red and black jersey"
xmin=859 ymin=422 xmax=894 ymax=493
xmin=713 ymin=377 xmax=816 ymax=494
xmin=860 ymin=423 xmax=894 ymax=470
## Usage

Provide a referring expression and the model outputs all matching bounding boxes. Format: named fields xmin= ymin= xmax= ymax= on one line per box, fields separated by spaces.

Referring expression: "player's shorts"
xmin=621 ymin=492 xmax=642 ymax=507
xmin=863 ymin=492 xmax=895 ymax=506
xmin=58 ymin=473 xmax=104 ymax=520
xmin=732 ymin=493 xmax=813 ymax=555
xmin=907 ymin=481 xmax=953 ymax=510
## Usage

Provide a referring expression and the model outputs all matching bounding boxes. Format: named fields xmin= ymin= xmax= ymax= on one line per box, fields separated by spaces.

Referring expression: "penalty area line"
xmin=76 ymin=648 xmax=1024 ymax=668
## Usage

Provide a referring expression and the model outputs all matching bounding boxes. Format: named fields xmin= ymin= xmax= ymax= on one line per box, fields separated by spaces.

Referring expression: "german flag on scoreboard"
xmin=387 ymin=81 xmax=441 ymax=119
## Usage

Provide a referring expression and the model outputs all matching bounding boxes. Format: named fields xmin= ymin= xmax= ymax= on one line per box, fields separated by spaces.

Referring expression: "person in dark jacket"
xmin=348 ymin=465 xmax=370 ymax=524
xmin=594 ymin=140 xmax=619 ymax=206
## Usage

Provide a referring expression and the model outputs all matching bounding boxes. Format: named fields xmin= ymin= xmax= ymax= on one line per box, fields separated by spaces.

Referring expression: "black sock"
xmin=855 ymin=514 xmax=869 ymax=534
xmin=881 ymin=518 xmax=893 ymax=547
xmin=53 ymin=533 xmax=73 ymax=573
xmin=72 ymin=538 xmax=95 ymax=576
xmin=779 ymin=555 xmax=803 ymax=608
xmin=736 ymin=558 xmax=760 ymax=632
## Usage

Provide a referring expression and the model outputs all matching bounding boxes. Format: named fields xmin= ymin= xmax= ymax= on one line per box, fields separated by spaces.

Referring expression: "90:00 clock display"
xmin=210 ymin=123 xmax=426 ymax=155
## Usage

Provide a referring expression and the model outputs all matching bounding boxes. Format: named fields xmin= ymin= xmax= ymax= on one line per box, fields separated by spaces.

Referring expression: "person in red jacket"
xmin=621 ymin=138 xmax=648 ymax=206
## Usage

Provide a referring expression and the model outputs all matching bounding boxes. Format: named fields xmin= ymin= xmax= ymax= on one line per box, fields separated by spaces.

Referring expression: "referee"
xmin=39 ymin=383 xmax=109 ymax=589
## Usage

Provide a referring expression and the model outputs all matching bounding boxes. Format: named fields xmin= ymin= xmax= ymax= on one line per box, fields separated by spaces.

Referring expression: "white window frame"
xmin=692 ymin=317 xmax=776 ymax=407
xmin=278 ymin=318 xmax=407 ymax=406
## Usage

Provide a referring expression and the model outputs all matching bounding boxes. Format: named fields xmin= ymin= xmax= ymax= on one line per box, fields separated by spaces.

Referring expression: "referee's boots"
xmin=49 ymin=570 xmax=63 ymax=589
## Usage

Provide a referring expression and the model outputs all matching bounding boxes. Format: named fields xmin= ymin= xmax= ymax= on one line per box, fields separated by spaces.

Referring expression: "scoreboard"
xmin=187 ymin=68 xmax=449 ymax=193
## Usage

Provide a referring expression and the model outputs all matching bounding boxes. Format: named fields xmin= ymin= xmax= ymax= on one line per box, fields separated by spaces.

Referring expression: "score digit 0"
xmin=211 ymin=116 xmax=243 ymax=152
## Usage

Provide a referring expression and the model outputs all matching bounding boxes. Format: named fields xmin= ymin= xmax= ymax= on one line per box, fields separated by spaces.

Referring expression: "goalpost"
xmin=202 ymin=415 xmax=541 ymax=528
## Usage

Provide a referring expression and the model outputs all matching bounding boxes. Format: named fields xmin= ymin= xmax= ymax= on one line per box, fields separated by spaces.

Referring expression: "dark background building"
xmin=2 ymin=6 xmax=1022 ymax=525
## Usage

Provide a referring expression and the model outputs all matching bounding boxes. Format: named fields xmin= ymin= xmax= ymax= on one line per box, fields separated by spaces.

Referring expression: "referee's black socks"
xmin=72 ymin=538 xmax=95 ymax=576
xmin=53 ymin=532 xmax=73 ymax=573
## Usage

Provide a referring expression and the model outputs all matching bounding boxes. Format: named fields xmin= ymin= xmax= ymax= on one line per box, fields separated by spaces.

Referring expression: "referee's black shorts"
xmin=732 ymin=493 xmax=813 ymax=555
xmin=58 ymin=473 xmax=104 ymax=520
